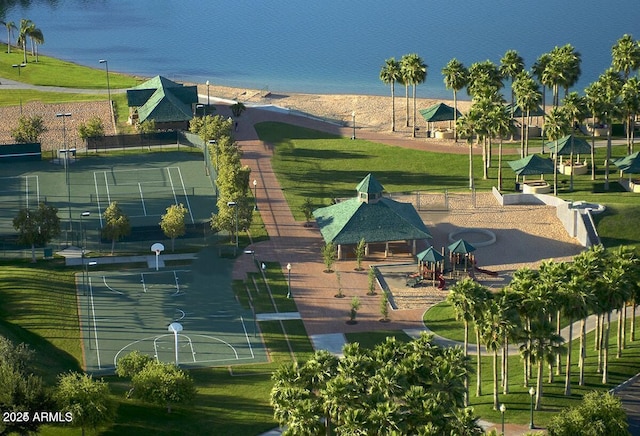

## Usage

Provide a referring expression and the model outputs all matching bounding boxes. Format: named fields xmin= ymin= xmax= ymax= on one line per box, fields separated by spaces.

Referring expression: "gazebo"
xmin=313 ymin=174 xmax=432 ymax=260
xmin=419 ymin=103 xmax=461 ymax=139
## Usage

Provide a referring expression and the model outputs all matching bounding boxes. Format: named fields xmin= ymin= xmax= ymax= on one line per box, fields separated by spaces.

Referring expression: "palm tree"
xmin=481 ymin=299 xmax=504 ymax=410
xmin=488 ymin=103 xmax=511 ymax=191
xmin=447 ymin=278 xmax=478 ymax=405
xmin=620 ymin=77 xmax=640 ymax=154
xmin=612 ymin=34 xmax=640 ymax=81
xmin=442 ymin=58 xmax=468 ymax=142
xmin=17 ymin=19 xmax=33 ymax=64
xmin=544 ymin=45 xmax=581 ymax=108
xmin=561 ymin=92 xmax=587 ymax=191
xmin=467 ymin=60 xmax=503 ymax=99
xmin=529 ymin=317 xmax=565 ymax=410
xmin=513 ymin=71 xmax=542 ymax=157
xmin=500 ymin=49 xmax=525 ymax=140
xmin=532 ymin=53 xmax=552 ymax=144
xmin=562 ymin=272 xmax=591 ymax=396
xmin=27 ymin=25 xmax=44 ymax=63
xmin=544 ymin=106 xmax=570 ymax=195
xmin=401 ymin=53 xmax=427 ymax=138
xmin=596 ymin=69 xmax=624 ymax=190
xmin=584 ymin=81 xmax=605 ymax=180
xmin=380 ymin=58 xmax=402 ymax=132
xmin=1 ymin=20 xmax=17 ymax=54
xmin=456 ymin=114 xmax=476 ymax=190
xmin=400 ymin=54 xmax=413 ymax=128
xmin=468 ymin=283 xmax=490 ymax=397
xmin=509 ymin=268 xmax=540 ymax=384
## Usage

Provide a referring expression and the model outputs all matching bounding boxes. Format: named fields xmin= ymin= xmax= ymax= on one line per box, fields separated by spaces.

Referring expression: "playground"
xmin=78 ymin=247 xmax=267 ymax=374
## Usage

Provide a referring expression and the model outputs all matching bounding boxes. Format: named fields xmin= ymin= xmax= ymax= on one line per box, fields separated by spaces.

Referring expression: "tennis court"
xmin=78 ymin=248 xmax=267 ymax=374
xmin=0 ymin=174 xmax=41 ymax=234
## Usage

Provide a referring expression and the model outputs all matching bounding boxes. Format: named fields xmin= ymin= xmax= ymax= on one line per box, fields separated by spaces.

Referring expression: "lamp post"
xmin=98 ymin=59 xmax=112 ymax=122
xmin=500 ymin=403 xmax=506 ymax=435
xmin=57 ymin=112 xmax=72 ymax=236
xmin=80 ymin=211 xmax=90 ymax=294
xmin=529 ymin=387 xmax=536 ymax=429
xmin=253 ymin=179 xmax=258 ymax=210
xmin=206 ymin=80 xmax=210 ymax=107
xmin=286 ymin=263 xmax=292 ymax=298
xmin=227 ymin=201 xmax=238 ymax=253
xmin=12 ymin=62 xmax=26 ymax=76
xmin=351 ymin=111 xmax=356 ymax=140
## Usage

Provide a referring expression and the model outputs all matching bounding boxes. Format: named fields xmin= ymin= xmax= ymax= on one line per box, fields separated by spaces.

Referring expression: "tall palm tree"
xmin=401 ymin=53 xmax=427 ymax=138
xmin=442 ymin=58 xmax=468 ymax=142
xmin=532 ymin=53 xmax=552 ymax=144
xmin=620 ymin=77 xmax=640 ymax=154
xmin=17 ymin=19 xmax=33 ymax=64
xmin=597 ymin=69 xmax=624 ymax=190
xmin=481 ymin=299 xmax=505 ymax=410
xmin=488 ymin=103 xmax=511 ymax=191
xmin=513 ymin=71 xmax=542 ymax=157
xmin=544 ymin=45 xmax=581 ymax=108
xmin=509 ymin=268 xmax=540 ymax=384
xmin=612 ymin=34 xmax=640 ymax=81
xmin=467 ymin=60 xmax=503 ymax=99
xmin=400 ymin=54 xmax=413 ymax=128
xmin=562 ymin=272 xmax=591 ymax=396
xmin=562 ymin=92 xmax=588 ymax=191
xmin=456 ymin=113 xmax=476 ymax=190
xmin=380 ymin=58 xmax=402 ymax=132
xmin=584 ymin=81 xmax=605 ymax=181
xmin=468 ymin=283 xmax=490 ymax=397
xmin=500 ymin=49 xmax=525 ymax=140
xmin=27 ymin=25 xmax=44 ymax=63
xmin=1 ymin=20 xmax=17 ymax=54
xmin=529 ymin=317 xmax=565 ymax=410
xmin=544 ymin=106 xmax=570 ymax=195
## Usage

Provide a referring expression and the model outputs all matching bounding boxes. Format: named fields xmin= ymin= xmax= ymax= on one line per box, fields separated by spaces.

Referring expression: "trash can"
xmin=43 ymin=248 xmax=53 ymax=259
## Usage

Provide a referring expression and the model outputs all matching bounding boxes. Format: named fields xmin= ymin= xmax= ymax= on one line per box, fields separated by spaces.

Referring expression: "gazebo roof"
xmin=126 ymin=75 xmax=198 ymax=123
xmin=313 ymin=174 xmax=431 ymax=245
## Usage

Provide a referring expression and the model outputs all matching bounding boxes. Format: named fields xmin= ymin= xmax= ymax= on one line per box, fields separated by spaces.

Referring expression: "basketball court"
xmin=78 ymin=247 xmax=267 ymax=374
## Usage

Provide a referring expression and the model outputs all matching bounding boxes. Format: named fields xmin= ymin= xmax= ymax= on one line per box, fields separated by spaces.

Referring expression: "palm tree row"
xmin=379 ymin=53 xmax=427 ymax=137
xmin=448 ymin=244 xmax=640 ymax=412
xmin=2 ymin=18 xmax=44 ymax=63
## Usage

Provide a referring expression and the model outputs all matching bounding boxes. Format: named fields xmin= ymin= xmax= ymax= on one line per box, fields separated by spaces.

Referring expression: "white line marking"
xmin=173 ymin=271 xmax=181 ymax=296
xmin=177 ymin=167 xmax=195 ymax=224
xmin=93 ymin=172 xmax=104 ymax=227
xmin=140 ymin=273 xmax=147 ymax=293
xmin=175 ymin=309 xmax=185 ymax=321
xmin=104 ymin=171 xmax=111 ymax=204
xmin=101 ymin=276 xmax=124 ymax=295
xmin=25 ymin=175 xmax=28 ymax=208
xmin=240 ymin=317 xmax=255 ymax=358
xmin=166 ymin=167 xmax=179 ymax=205
xmin=89 ymin=277 xmax=102 ymax=370
xmin=36 ymin=175 xmax=40 ymax=204
xmin=138 ymin=182 xmax=147 ymax=216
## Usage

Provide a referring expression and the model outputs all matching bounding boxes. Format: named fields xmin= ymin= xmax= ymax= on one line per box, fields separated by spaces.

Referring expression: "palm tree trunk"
xmin=595 ymin=313 xmax=601 ymax=350
xmin=590 ymin=124 xmax=596 ymax=180
xmin=556 ymin=310 xmax=561 ymax=376
xmin=404 ymin=84 xmax=410 ymax=128
xmin=602 ymin=312 xmax=610 ymax=384
xmin=468 ymin=140 xmax=474 ymax=190
xmin=453 ymin=91 xmax=459 ymax=142
xmin=390 ymin=83 xmax=396 ymax=132
xmin=502 ymin=335 xmax=509 ymax=394
xmin=579 ymin=318 xmax=586 ymax=386
xmin=553 ymin=141 xmax=559 ymax=195
xmin=632 ymin=300 xmax=637 ymax=342
xmin=622 ymin=304 xmax=627 ymax=350
xmin=604 ymin=125 xmax=612 ymax=190
xmin=617 ymin=305 xmax=624 ymax=358
xmin=520 ymin=114 xmax=525 ymax=157
xmin=412 ymin=85 xmax=417 ymax=138
xmin=498 ymin=139 xmax=503 ymax=191
xmin=464 ymin=320 xmax=469 ymax=406
xmin=564 ymin=320 xmax=573 ymax=396
xmin=483 ymin=138 xmax=489 ymax=179
xmin=476 ymin=327 xmax=482 ymax=396
xmin=493 ymin=349 xmax=499 ymax=410
xmin=535 ymin=361 xmax=543 ymax=410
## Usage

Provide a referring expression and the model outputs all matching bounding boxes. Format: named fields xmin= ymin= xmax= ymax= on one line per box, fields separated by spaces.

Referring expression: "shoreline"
xmin=195 ymin=82 xmax=473 ymax=134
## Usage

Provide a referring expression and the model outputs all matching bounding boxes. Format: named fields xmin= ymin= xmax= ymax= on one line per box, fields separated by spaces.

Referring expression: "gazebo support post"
xmin=365 ymin=244 xmax=369 ymax=257
xmin=385 ymin=242 xmax=390 ymax=258
xmin=412 ymin=240 xmax=417 ymax=255
xmin=338 ymin=244 xmax=343 ymax=260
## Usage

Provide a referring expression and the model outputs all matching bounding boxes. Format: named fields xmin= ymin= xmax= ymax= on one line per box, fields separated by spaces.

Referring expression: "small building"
xmin=313 ymin=174 xmax=432 ymax=259
xmin=126 ymin=76 xmax=198 ymax=130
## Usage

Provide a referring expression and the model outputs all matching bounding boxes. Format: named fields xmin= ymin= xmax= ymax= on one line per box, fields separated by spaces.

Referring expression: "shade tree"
xmin=13 ymin=202 xmax=60 ymax=262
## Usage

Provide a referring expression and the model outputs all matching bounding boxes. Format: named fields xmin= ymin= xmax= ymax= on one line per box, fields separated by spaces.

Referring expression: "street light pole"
xmin=98 ymin=60 xmax=112 ymax=124
xmin=206 ymin=80 xmax=210 ymax=107
xmin=500 ymin=403 xmax=506 ymax=436
xmin=12 ymin=62 xmax=26 ymax=76
xmin=80 ymin=211 xmax=90 ymax=294
xmin=351 ymin=111 xmax=356 ymax=140
xmin=57 ymin=112 xmax=72 ymax=237
xmin=529 ymin=387 xmax=536 ymax=429
xmin=286 ymin=263 xmax=291 ymax=298
xmin=253 ymin=179 xmax=258 ymax=210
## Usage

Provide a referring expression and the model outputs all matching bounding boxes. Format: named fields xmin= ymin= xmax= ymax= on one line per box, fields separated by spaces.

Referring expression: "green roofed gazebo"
xmin=313 ymin=174 xmax=432 ymax=260
xmin=127 ymin=76 xmax=198 ymax=130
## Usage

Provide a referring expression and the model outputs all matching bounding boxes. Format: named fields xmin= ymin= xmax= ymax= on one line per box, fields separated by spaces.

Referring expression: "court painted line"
xmin=25 ymin=176 xmax=29 ymax=208
xmin=173 ymin=271 xmax=181 ymax=296
xmin=240 ymin=317 xmax=255 ymax=358
xmin=174 ymin=309 xmax=185 ymax=321
xmin=177 ymin=167 xmax=195 ymax=224
xmin=165 ymin=167 xmax=179 ymax=206
xmin=102 ymin=276 xmax=124 ymax=295
xmin=93 ymin=172 xmax=104 ymax=227
xmin=89 ymin=278 xmax=102 ymax=370
xmin=138 ymin=182 xmax=148 ymax=216
xmin=103 ymin=171 xmax=111 ymax=204
xmin=140 ymin=273 xmax=147 ymax=293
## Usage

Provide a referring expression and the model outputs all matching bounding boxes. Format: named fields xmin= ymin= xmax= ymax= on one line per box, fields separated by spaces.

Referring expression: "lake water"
xmin=2 ymin=0 xmax=639 ymax=99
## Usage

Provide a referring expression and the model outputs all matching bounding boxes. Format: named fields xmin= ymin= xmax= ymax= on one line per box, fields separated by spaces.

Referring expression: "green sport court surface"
xmin=78 ymin=248 xmax=267 ymax=373
xmin=0 ymin=151 xmax=217 ymax=243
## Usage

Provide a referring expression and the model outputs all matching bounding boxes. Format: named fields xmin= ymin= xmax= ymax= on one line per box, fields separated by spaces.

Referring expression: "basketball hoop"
xmin=151 ymin=243 xmax=165 ymax=271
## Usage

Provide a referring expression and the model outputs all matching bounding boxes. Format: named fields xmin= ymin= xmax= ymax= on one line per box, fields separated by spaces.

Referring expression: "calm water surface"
xmin=3 ymin=0 xmax=639 ymax=99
